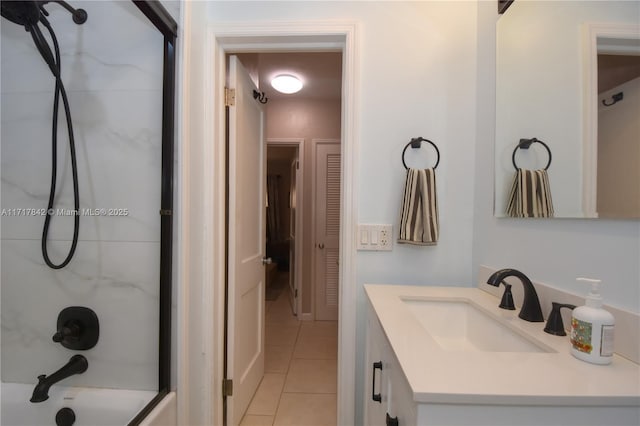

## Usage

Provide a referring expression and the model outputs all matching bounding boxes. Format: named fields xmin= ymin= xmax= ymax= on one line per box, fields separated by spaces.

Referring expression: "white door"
xmin=288 ymin=157 xmax=299 ymax=315
xmin=314 ymin=140 xmax=341 ymax=321
xmin=226 ymin=55 xmax=266 ymax=426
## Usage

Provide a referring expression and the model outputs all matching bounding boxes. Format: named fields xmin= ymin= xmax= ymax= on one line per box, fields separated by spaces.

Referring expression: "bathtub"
xmin=1 ymin=382 xmax=157 ymax=426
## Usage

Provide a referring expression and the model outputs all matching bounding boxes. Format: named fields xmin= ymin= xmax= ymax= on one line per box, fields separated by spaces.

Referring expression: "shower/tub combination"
xmin=0 ymin=1 xmax=177 ymax=425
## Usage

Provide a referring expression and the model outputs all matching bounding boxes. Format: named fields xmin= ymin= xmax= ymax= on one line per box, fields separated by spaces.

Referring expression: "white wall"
xmin=474 ymin=1 xmax=640 ymax=313
xmin=0 ymin=2 xmax=165 ymax=391
xmin=207 ymin=2 xmax=478 ymax=424
xmin=206 ymin=0 xmax=478 ymax=282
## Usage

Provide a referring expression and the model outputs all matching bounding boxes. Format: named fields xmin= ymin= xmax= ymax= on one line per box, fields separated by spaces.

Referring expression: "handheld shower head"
xmin=0 ymin=1 xmax=41 ymax=28
xmin=1 ymin=1 xmax=87 ymax=29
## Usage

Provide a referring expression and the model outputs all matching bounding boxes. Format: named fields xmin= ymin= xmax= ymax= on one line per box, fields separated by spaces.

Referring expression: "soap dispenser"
xmin=570 ymin=278 xmax=615 ymax=365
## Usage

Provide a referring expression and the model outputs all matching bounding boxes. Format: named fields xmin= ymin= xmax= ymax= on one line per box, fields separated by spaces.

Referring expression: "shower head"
xmin=1 ymin=0 xmax=88 ymax=77
xmin=0 ymin=0 xmax=87 ymax=29
xmin=0 ymin=1 xmax=41 ymax=28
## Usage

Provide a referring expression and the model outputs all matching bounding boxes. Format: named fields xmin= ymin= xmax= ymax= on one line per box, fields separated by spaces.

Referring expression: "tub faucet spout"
xmin=30 ymin=355 xmax=88 ymax=403
xmin=487 ymin=268 xmax=544 ymax=322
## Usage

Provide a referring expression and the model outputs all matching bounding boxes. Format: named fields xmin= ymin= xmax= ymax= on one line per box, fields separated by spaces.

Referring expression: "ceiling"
xmin=236 ymin=52 xmax=342 ymax=100
xmin=598 ymin=54 xmax=640 ymax=93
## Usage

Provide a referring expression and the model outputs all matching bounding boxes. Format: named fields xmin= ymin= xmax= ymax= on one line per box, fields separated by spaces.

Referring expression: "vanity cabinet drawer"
xmin=364 ymin=313 xmax=388 ymax=426
xmin=365 ymin=304 xmax=417 ymax=426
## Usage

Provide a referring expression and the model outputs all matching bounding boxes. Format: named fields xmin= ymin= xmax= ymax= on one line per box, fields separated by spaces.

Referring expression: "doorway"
xmin=265 ymin=140 xmax=304 ymax=317
xmin=596 ymin=54 xmax=640 ymax=218
xmin=189 ymin=22 xmax=359 ymax=426
xmin=227 ymin=52 xmax=342 ymax=425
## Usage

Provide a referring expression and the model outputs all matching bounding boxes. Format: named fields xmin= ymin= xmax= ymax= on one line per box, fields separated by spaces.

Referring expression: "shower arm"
xmin=39 ymin=1 xmax=87 ymax=25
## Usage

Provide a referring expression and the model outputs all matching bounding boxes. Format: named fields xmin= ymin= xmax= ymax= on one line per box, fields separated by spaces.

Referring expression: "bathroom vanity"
xmin=363 ymin=285 xmax=640 ymax=426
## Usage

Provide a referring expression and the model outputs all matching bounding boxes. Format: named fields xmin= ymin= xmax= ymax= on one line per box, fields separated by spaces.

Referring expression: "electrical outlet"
xmin=378 ymin=225 xmax=392 ymax=250
xmin=357 ymin=224 xmax=393 ymax=251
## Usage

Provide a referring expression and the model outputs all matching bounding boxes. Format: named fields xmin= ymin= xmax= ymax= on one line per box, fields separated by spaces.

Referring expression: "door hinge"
xmin=223 ymin=379 xmax=233 ymax=397
xmin=295 ymin=289 xmax=298 ymax=298
xmin=296 ymin=160 xmax=299 ymax=170
xmin=225 ymin=88 xmax=236 ymax=107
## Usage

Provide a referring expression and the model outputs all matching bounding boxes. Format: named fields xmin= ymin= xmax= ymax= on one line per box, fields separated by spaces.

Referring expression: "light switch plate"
xmin=357 ymin=224 xmax=393 ymax=251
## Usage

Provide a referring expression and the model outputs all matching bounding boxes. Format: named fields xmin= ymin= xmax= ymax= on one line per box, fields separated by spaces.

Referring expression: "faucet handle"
xmin=52 ymin=320 xmax=81 ymax=343
xmin=498 ymin=281 xmax=516 ymax=310
xmin=53 ymin=307 xmax=99 ymax=350
xmin=544 ymin=302 xmax=576 ymax=336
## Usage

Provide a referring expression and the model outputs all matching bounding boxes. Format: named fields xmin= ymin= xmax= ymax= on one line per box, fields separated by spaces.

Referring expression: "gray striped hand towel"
xmin=506 ymin=169 xmax=554 ymax=218
xmin=398 ymin=168 xmax=439 ymax=245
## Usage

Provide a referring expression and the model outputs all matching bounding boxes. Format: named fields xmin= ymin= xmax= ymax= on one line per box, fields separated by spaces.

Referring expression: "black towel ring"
xmin=512 ymin=138 xmax=552 ymax=171
xmin=402 ymin=137 xmax=440 ymax=170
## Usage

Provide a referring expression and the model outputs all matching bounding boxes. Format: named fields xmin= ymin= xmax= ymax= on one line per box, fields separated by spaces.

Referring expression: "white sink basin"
xmin=402 ymin=298 xmax=552 ymax=353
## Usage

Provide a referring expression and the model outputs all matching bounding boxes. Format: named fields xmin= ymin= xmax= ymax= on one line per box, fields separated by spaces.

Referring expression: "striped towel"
xmin=506 ymin=169 xmax=554 ymax=218
xmin=398 ymin=168 xmax=439 ymax=245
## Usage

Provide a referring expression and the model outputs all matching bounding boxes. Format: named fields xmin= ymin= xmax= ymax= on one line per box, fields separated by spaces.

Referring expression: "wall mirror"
xmin=495 ymin=0 xmax=640 ymax=219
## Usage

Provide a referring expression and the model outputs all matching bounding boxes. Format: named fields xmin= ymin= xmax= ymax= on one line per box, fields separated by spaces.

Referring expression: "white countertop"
xmin=364 ymin=284 xmax=640 ymax=406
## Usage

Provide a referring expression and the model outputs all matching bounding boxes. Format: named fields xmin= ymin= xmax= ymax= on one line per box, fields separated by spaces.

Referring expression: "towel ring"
xmin=402 ymin=137 xmax=440 ymax=170
xmin=512 ymin=138 xmax=552 ymax=171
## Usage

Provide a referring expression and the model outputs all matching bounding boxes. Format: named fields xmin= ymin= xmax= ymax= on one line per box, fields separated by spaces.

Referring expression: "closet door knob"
xmin=318 ymin=243 xmax=325 ymax=249
xmin=262 ymin=257 xmax=272 ymax=265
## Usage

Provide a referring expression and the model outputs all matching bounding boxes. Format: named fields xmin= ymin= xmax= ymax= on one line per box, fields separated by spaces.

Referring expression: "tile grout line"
xmin=271 ymin=294 xmax=302 ymax=426
xmin=245 ymin=275 xmax=338 ymax=425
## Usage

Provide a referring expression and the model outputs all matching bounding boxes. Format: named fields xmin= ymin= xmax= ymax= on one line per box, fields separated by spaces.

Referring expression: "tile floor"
xmin=240 ymin=275 xmax=338 ymax=426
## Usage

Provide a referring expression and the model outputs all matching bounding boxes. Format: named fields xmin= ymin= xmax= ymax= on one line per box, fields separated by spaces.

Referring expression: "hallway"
xmin=240 ymin=273 xmax=338 ymax=426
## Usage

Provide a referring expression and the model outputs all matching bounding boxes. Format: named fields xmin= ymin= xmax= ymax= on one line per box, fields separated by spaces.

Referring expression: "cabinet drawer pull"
xmin=386 ymin=412 xmax=399 ymax=426
xmin=372 ymin=361 xmax=382 ymax=402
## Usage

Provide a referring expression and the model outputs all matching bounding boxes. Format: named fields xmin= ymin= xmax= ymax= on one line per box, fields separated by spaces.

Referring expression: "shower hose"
xmin=28 ymin=15 xmax=80 ymax=269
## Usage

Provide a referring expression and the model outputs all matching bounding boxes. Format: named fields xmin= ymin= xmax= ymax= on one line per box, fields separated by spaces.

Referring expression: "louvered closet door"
xmin=314 ymin=141 xmax=341 ymax=321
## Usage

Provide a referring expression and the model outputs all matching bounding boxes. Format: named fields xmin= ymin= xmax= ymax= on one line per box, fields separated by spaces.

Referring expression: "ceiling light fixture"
xmin=271 ymin=74 xmax=303 ymax=94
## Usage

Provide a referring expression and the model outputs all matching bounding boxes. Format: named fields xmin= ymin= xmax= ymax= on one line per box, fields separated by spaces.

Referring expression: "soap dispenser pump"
xmin=570 ymin=278 xmax=615 ymax=365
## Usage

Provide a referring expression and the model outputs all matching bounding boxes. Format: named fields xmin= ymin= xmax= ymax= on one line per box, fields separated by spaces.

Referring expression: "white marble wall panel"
xmin=1 ymin=240 xmax=159 ymax=391
xmin=0 ymin=2 xmax=163 ymax=94
xmin=1 ymin=1 xmax=167 ymax=392
xmin=1 ymin=89 xmax=162 ymax=242
xmin=159 ymin=1 xmax=181 ymax=23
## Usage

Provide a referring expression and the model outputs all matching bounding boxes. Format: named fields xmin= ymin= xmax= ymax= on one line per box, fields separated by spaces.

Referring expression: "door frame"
xmin=311 ymin=138 xmax=341 ymax=321
xmin=581 ymin=22 xmax=640 ymax=218
xmin=266 ymin=138 xmax=305 ymax=318
xmin=181 ymin=20 xmax=359 ymax=426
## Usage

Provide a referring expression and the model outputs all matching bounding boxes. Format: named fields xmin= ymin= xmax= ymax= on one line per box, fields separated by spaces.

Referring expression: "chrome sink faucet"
xmin=487 ymin=269 xmax=544 ymax=322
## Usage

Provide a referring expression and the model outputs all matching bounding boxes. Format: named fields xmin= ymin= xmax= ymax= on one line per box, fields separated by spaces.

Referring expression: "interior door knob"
xmin=318 ymin=243 xmax=325 ymax=249
xmin=262 ymin=257 xmax=272 ymax=265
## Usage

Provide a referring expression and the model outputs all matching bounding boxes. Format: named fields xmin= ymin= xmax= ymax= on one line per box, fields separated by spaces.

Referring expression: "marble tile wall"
xmin=1 ymin=1 xmax=166 ymax=391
